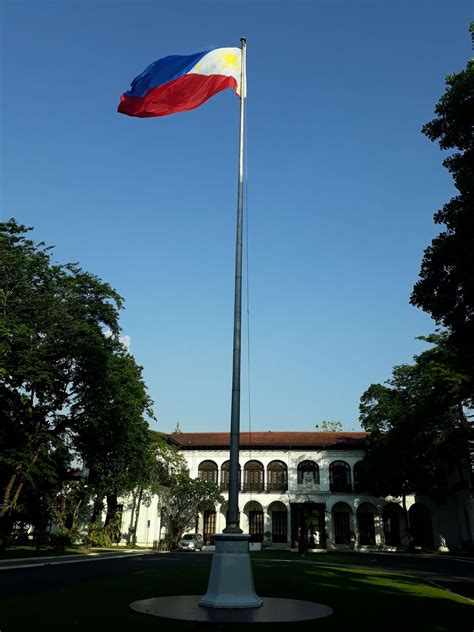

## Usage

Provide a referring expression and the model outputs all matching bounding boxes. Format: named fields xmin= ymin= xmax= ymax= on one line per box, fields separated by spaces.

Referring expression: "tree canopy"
xmin=360 ymin=51 xmax=474 ymax=514
xmin=359 ymin=334 xmax=471 ymax=500
xmin=0 ymin=219 xmax=155 ymax=549
xmin=316 ymin=420 xmax=343 ymax=432
xmin=411 ymin=59 xmax=474 ymax=401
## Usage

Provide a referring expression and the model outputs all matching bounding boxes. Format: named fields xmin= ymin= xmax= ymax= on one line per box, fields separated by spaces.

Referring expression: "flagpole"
xmin=225 ymin=36 xmax=246 ymax=534
xmin=200 ymin=38 xmax=261 ymax=609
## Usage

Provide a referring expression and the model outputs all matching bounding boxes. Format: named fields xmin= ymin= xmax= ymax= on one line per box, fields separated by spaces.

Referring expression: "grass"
xmin=251 ymin=550 xmax=382 ymax=565
xmin=0 ymin=553 xmax=471 ymax=631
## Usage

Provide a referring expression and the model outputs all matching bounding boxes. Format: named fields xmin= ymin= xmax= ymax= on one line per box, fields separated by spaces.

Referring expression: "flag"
xmin=118 ymin=47 xmax=241 ymax=118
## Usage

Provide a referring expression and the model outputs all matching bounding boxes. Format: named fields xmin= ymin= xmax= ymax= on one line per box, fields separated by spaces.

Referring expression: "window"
xmin=203 ymin=510 xmax=216 ymax=545
xmin=243 ymin=461 xmax=264 ymax=492
xmin=297 ymin=461 xmax=320 ymax=485
xmin=383 ymin=509 xmax=401 ymax=546
xmin=267 ymin=461 xmax=288 ymax=492
xmin=272 ymin=511 xmax=288 ymax=543
xmin=333 ymin=512 xmax=350 ymax=544
xmin=220 ymin=461 xmax=241 ymax=491
xmin=249 ymin=510 xmax=264 ymax=542
xmin=329 ymin=461 xmax=352 ymax=492
xmin=358 ymin=511 xmax=376 ymax=545
xmin=198 ymin=460 xmax=218 ymax=484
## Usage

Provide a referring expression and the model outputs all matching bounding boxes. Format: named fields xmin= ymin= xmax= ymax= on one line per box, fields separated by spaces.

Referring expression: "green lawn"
xmin=0 ymin=555 xmax=471 ymax=631
xmin=252 ymin=549 xmax=382 ymax=565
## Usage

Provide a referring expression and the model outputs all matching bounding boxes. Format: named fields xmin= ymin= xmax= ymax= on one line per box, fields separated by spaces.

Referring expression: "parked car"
xmin=177 ymin=533 xmax=203 ymax=551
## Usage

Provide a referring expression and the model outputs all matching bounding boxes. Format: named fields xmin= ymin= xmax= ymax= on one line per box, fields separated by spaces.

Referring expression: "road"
xmin=0 ymin=550 xmax=471 ymax=601
xmin=0 ymin=551 xmax=211 ymax=599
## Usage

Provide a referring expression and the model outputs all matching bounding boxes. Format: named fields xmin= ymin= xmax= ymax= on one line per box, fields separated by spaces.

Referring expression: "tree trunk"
xmin=0 ymin=472 xmax=18 ymax=519
xmin=90 ymin=495 xmax=103 ymax=524
xmin=0 ymin=516 xmax=13 ymax=553
xmin=104 ymin=492 xmax=119 ymax=543
xmin=0 ymin=448 xmax=40 ymax=523
xmin=402 ymin=490 xmax=409 ymax=530
xmin=132 ymin=488 xmax=143 ymax=546
xmin=86 ymin=494 xmax=104 ymax=548
xmin=0 ymin=469 xmax=25 ymax=551
xmin=170 ymin=523 xmax=185 ymax=550
xmin=128 ymin=490 xmax=138 ymax=542
xmin=402 ymin=488 xmax=414 ymax=551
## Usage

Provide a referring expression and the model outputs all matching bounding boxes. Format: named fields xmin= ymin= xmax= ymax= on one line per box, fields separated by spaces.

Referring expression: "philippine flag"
xmin=118 ymin=47 xmax=242 ymax=118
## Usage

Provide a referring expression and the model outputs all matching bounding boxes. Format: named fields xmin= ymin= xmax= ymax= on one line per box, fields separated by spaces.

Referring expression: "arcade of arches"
xmin=190 ymin=457 xmax=460 ymax=550
xmin=196 ymin=499 xmax=438 ymax=550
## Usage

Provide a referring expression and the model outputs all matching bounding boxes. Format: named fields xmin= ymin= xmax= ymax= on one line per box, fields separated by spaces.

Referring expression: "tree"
xmin=0 ymin=219 xmax=123 ymax=548
xmin=124 ymin=434 xmax=183 ymax=545
xmin=160 ymin=470 xmax=223 ymax=547
xmin=410 ymin=56 xmax=474 ymax=399
xmin=359 ymin=334 xmax=471 ymax=523
xmin=73 ymin=338 xmax=155 ymax=545
xmin=48 ymin=478 xmax=90 ymax=552
xmin=316 ymin=420 xmax=343 ymax=432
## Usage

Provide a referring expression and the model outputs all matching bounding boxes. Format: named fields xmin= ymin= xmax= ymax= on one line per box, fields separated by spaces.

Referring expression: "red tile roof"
xmin=166 ymin=431 xmax=367 ymax=449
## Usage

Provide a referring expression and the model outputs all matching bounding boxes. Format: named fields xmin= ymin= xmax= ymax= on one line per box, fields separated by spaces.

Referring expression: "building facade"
xmin=122 ymin=431 xmax=474 ymax=552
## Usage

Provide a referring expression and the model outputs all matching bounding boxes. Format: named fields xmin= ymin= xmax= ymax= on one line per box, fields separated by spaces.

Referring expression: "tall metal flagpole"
xmin=225 ymin=36 xmax=246 ymax=534
xmin=200 ymin=38 xmax=262 ymax=609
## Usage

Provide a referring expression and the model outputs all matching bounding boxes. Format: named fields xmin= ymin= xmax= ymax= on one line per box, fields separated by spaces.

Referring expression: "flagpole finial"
xmin=241 ymin=37 xmax=246 ymax=46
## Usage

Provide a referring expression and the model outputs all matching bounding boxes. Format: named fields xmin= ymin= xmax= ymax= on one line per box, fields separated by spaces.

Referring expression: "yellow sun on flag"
xmin=219 ymin=52 xmax=239 ymax=73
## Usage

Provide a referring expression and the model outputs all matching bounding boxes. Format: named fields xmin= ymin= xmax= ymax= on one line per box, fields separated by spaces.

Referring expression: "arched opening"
xmin=332 ymin=502 xmax=353 ymax=545
xmin=409 ymin=503 xmax=434 ymax=548
xmin=219 ymin=501 xmax=229 ymax=521
xmin=297 ymin=460 xmax=320 ymax=485
xmin=267 ymin=501 xmax=288 ymax=543
xmin=244 ymin=500 xmax=264 ymax=542
xmin=290 ymin=502 xmax=326 ymax=549
xmin=219 ymin=501 xmax=240 ymax=531
xmin=199 ymin=502 xmax=217 ymax=546
xmin=198 ymin=460 xmax=218 ymax=484
xmin=383 ymin=503 xmax=404 ymax=546
xmin=220 ymin=461 xmax=241 ymax=491
xmin=243 ymin=460 xmax=264 ymax=492
xmin=357 ymin=502 xmax=377 ymax=546
xmin=329 ymin=461 xmax=352 ymax=493
xmin=267 ymin=460 xmax=288 ymax=492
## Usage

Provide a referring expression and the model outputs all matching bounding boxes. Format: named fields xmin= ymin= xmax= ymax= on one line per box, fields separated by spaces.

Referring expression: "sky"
xmin=1 ymin=0 xmax=472 ymax=434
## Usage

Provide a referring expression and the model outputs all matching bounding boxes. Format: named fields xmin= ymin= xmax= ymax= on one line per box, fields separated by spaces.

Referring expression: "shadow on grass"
xmin=0 ymin=558 xmax=471 ymax=631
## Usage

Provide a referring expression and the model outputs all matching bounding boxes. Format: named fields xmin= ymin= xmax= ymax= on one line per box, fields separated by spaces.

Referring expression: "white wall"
xmin=117 ymin=446 xmax=472 ymax=551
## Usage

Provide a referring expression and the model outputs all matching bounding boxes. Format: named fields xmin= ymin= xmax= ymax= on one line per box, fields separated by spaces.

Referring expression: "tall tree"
xmin=160 ymin=470 xmax=223 ymax=547
xmin=359 ymin=335 xmax=471 ymax=515
xmin=410 ymin=56 xmax=474 ymax=400
xmin=125 ymin=434 xmax=185 ymax=544
xmin=0 ymin=219 xmax=123 ymax=548
xmin=73 ymin=338 xmax=155 ymax=544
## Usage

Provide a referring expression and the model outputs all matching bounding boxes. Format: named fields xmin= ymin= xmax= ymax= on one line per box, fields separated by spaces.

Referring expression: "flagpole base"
xmin=199 ymin=533 xmax=262 ymax=609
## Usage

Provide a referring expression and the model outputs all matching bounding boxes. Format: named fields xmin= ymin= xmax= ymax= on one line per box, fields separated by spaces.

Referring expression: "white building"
xmin=122 ymin=431 xmax=474 ymax=552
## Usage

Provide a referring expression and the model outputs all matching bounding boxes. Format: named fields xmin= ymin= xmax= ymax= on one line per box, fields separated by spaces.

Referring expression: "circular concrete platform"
xmin=130 ymin=595 xmax=333 ymax=622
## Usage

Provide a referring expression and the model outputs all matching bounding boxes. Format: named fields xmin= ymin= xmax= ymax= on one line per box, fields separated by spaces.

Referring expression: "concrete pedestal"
xmin=199 ymin=533 xmax=262 ymax=608
xmin=130 ymin=596 xmax=333 ymax=622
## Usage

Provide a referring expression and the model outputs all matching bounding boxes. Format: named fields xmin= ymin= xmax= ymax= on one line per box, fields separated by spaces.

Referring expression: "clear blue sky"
xmin=1 ymin=1 xmax=471 ymax=433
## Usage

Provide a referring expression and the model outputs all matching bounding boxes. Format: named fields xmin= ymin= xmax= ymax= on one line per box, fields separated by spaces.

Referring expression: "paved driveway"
xmin=0 ymin=551 xmax=211 ymax=599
